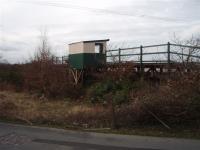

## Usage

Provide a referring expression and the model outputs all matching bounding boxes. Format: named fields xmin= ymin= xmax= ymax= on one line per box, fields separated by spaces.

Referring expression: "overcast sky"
xmin=0 ymin=0 xmax=200 ymax=63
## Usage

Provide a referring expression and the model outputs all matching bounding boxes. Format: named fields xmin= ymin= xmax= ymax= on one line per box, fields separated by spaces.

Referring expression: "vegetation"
xmin=87 ymin=79 xmax=131 ymax=105
xmin=0 ymin=33 xmax=200 ymax=138
xmin=0 ymin=65 xmax=200 ymax=130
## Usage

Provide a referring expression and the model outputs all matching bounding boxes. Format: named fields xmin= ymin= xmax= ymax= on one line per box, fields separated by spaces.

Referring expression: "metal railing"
xmin=52 ymin=56 xmax=68 ymax=64
xmin=106 ymin=42 xmax=200 ymax=72
xmin=106 ymin=42 xmax=200 ymax=64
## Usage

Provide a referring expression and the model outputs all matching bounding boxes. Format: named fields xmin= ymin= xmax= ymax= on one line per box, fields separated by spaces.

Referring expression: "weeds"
xmin=0 ymin=63 xmax=200 ymax=131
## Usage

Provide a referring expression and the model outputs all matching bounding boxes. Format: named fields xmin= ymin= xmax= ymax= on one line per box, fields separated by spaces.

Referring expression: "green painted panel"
xmin=69 ymin=53 xmax=106 ymax=69
xmin=69 ymin=54 xmax=84 ymax=69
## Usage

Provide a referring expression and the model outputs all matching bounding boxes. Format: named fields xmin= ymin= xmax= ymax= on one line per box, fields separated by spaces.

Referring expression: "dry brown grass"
xmin=0 ymin=72 xmax=199 ymax=130
xmin=0 ymin=90 xmax=110 ymax=128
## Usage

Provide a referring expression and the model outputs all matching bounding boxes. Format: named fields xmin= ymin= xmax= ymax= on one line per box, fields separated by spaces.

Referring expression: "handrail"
xmin=142 ymin=44 xmax=167 ymax=48
xmin=106 ymin=44 xmax=168 ymax=52
xmin=170 ymin=52 xmax=200 ymax=59
xmin=106 ymin=52 xmax=168 ymax=57
xmin=106 ymin=46 xmax=140 ymax=52
xmin=106 ymin=42 xmax=200 ymax=68
xmin=106 ymin=43 xmax=200 ymax=52
xmin=107 ymin=52 xmax=200 ymax=58
xmin=170 ymin=44 xmax=200 ymax=49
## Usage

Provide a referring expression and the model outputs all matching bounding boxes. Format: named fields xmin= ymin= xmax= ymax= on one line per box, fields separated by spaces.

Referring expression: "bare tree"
xmin=171 ymin=33 xmax=200 ymax=68
xmin=0 ymin=54 xmax=8 ymax=64
xmin=31 ymin=29 xmax=55 ymax=97
xmin=107 ymin=42 xmax=133 ymax=63
xmin=106 ymin=43 xmax=119 ymax=63
xmin=33 ymin=29 xmax=53 ymax=63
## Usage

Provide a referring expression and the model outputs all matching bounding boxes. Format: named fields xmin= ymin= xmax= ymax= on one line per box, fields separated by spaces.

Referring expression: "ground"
xmin=0 ymin=122 xmax=200 ymax=150
xmin=0 ymin=90 xmax=200 ymax=139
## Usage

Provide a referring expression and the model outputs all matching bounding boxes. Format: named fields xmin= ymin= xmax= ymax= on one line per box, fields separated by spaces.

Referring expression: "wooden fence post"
xmin=140 ymin=45 xmax=143 ymax=73
xmin=56 ymin=57 xmax=58 ymax=64
xmin=62 ymin=56 xmax=64 ymax=64
xmin=167 ymin=42 xmax=171 ymax=65
xmin=119 ymin=48 xmax=121 ymax=63
xmin=51 ymin=56 xmax=54 ymax=64
xmin=105 ymin=51 xmax=108 ymax=64
xmin=167 ymin=42 xmax=171 ymax=75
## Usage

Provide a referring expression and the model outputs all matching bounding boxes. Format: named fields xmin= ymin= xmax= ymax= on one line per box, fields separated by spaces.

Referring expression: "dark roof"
xmin=69 ymin=39 xmax=110 ymax=45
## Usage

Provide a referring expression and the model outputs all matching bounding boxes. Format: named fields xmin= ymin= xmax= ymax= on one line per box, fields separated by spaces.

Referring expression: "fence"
xmin=52 ymin=56 xmax=68 ymax=64
xmin=55 ymin=43 xmax=200 ymax=69
xmin=106 ymin=42 xmax=200 ymax=65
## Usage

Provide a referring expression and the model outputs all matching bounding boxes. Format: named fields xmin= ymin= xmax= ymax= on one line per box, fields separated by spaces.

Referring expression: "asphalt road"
xmin=0 ymin=122 xmax=200 ymax=150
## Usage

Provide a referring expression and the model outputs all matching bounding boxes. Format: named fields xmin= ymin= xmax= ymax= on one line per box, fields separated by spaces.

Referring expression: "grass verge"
xmin=0 ymin=90 xmax=199 ymax=139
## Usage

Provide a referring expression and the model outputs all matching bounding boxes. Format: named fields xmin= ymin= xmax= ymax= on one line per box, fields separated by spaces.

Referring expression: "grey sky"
xmin=0 ymin=0 xmax=200 ymax=63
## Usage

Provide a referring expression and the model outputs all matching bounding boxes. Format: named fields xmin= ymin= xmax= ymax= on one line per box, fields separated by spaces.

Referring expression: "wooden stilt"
xmin=70 ymin=69 xmax=84 ymax=85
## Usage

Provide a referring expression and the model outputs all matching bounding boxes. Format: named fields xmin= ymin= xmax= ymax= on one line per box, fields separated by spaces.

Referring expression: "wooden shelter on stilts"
xmin=68 ymin=39 xmax=109 ymax=84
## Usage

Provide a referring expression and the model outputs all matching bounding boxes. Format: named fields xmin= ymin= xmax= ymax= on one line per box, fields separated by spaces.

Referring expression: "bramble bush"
xmin=0 ymin=71 xmax=200 ymax=129
xmin=0 ymin=64 xmax=24 ymax=90
xmin=86 ymin=78 xmax=140 ymax=105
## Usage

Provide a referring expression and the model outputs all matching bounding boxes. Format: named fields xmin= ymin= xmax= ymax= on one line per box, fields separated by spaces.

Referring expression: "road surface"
xmin=0 ymin=122 xmax=199 ymax=150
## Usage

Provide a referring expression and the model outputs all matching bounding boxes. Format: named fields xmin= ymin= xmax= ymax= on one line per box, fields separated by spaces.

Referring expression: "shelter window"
xmin=95 ymin=43 xmax=104 ymax=54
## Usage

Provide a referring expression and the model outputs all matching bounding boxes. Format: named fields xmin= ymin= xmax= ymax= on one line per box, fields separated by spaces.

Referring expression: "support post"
xmin=167 ymin=42 xmax=171 ymax=65
xmin=167 ymin=42 xmax=171 ymax=75
xmin=140 ymin=45 xmax=143 ymax=73
xmin=56 ymin=57 xmax=58 ymax=64
xmin=119 ymin=48 xmax=121 ymax=63
xmin=51 ymin=56 xmax=54 ymax=64
xmin=70 ymin=69 xmax=83 ymax=85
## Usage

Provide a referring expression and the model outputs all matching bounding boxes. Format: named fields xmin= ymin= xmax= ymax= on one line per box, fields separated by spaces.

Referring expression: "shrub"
xmin=87 ymin=78 xmax=133 ymax=104
xmin=22 ymin=62 xmax=80 ymax=99
xmin=0 ymin=64 xmax=24 ymax=90
xmin=129 ymin=73 xmax=200 ymax=126
xmin=87 ymin=80 xmax=113 ymax=103
xmin=113 ymin=89 xmax=129 ymax=105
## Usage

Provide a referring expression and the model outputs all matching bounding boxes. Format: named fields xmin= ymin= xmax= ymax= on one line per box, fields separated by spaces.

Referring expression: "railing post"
xmin=119 ymin=48 xmax=121 ymax=63
xmin=140 ymin=45 xmax=143 ymax=73
xmin=56 ymin=57 xmax=58 ymax=64
xmin=51 ymin=56 xmax=54 ymax=64
xmin=167 ymin=42 xmax=171 ymax=76
xmin=105 ymin=50 xmax=107 ymax=64
xmin=167 ymin=42 xmax=171 ymax=65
